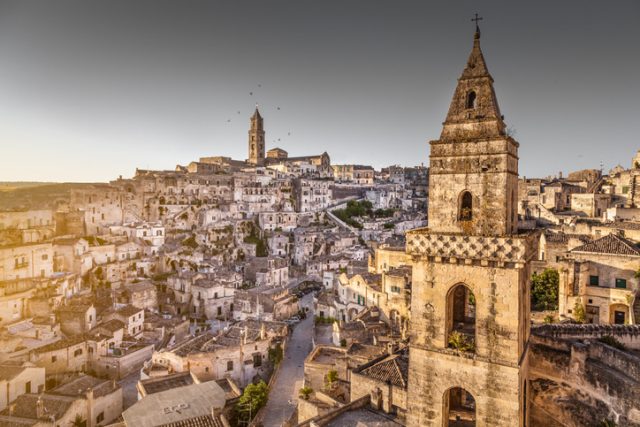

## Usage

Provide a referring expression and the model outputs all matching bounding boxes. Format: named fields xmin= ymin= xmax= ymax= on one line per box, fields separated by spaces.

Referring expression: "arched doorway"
xmin=447 ymin=284 xmax=476 ymax=352
xmin=444 ymin=387 xmax=476 ymax=426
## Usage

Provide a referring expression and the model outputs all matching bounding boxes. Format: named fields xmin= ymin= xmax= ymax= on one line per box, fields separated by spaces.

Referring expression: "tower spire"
xmin=440 ymin=19 xmax=505 ymax=141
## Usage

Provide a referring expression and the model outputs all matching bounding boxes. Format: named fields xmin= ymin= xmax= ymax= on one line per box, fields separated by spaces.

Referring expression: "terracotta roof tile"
xmin=158 ymin=414 xmax=224 ymax=427
xmin=571 ymin=233 xmax=640 ymax=256
xmin=358 ymin=353 xmax=409 ymax=389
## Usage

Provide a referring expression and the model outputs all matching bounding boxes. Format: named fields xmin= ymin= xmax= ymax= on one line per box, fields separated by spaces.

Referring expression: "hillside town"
xmin=0 ymin=23 xmax=639 ymax=427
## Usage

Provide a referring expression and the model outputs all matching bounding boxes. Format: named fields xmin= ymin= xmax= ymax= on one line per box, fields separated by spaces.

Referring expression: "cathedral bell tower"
xmin=405 ymin=22 xmax=535 ymax=427
xmin=248 ymin=108 xmax=265 ymax=166
xmin=428 ymin=23 xmax=518 ymax=237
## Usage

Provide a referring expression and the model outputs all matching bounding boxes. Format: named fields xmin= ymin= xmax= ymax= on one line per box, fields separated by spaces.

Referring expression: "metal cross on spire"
xmin=471 ymin=13 xmax=483 ymax=30
xmin=472 ymin=13 xmax=483 ymax=39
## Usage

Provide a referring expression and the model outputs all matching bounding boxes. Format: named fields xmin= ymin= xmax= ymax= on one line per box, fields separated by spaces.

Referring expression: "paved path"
xmin=118 ymin=369 xmax=141 ymax=410
xmin=261 ymin=294 xmax=314 ymax=427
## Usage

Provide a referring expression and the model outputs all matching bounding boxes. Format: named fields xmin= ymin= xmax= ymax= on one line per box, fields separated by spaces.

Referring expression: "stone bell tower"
xmin=248 ymin=107 xmax=265 ymax=166
xmin=405 ymin=22 xmax=536 ymax=427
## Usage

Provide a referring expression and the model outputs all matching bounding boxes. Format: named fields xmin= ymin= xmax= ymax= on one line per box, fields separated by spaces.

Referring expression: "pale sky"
xmin=0 ymin=0 xmax=638 ymax=182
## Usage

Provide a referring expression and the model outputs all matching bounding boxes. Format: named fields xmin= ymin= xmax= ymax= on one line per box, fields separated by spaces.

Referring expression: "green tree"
xmin=236 ymin=381 xmax=269 ymax=423
xmin=531 ymin=269 xmax=559 ymax=311
xmin=573 ymin=300 xmax=586 ymax=323
xmin=299 ymin=386 xmax=313 ymax=400
xmin=70 ymin=414 xmax=86 ymax=427
xmin=326 ymin=369 xmax=338 ymax=389
xmin=268 ymin=343 xmax=283 ymax=365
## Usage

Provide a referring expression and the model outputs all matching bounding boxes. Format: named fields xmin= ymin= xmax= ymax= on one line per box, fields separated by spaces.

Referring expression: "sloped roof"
xmin=0 ymin=394 xmax=78 ymax=421
xmin=158 ymin=414 xmax=225 ymax=427
xmin=358 ymin=352 xmax=409 ymax=389
xmin=51 ymin=375 xmax=118 ymax=398
xmin=571 ymin=233 xmax=640 ymax=256
xmin=0 ymin=365 xmax=27 ymax=381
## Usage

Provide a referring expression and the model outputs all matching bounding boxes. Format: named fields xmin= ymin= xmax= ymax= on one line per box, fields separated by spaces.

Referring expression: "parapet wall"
xmin=528 ymin=331 xmax=640 ymax=426
xmin=533 ymin=324 xmax=640 ymax=349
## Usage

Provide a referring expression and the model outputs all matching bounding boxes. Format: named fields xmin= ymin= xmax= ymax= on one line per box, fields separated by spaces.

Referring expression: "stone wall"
xmin=528 ymin=333 xmax=640 ymax=426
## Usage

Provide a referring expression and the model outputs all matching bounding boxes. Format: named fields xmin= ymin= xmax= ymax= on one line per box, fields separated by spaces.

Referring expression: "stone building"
xmin=557 ymin=233 xmax=639 ymax=325
xmin=0 ymin=361 xmax=45 ymax=411
xmin=247 ymin=108 xmax=266 ymax=166
xmin=0 ymin=242 xmax=54 ymax=282
xmin=405 ymin=25 xmax=536 ymax=427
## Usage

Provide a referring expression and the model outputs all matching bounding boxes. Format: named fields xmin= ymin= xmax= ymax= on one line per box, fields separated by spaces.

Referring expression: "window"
xmin=96 ymin=412 xmax=104 ymax=423
xmin=466 ymin=91 xmax=477 ymax=109
xmin=227 ymin=361 xmax=234 ymax=371
xmin=615 ymin=278 xmax=627 ymax=289
xmin=74 ymin=348 xmax=83 ymax=357
xmin=41 ymin=254 xmax=48 ymax=260
xmin=447 ymin=284 xmax=476 ymax=354
xmin=25 ymin=381 xmax=31 ymax=393
xmin=589 ymin=275 xmax=599 ymax=287
xmin=51 ymin=355 xmax=57 ymax=363
xmin=459 ymin=191 xmax=473 ymax=221
xmin=253 ymin=354 xmax=262 ymax=367
xmin=622 ymin=186 xmax=630 ymax=194
xmin=205 ymin=367 xmax=209 ymax=373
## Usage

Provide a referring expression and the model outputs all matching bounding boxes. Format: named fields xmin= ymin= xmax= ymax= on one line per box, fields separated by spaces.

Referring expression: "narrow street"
xmin=261 ymin=293 xmax=314 ymax=427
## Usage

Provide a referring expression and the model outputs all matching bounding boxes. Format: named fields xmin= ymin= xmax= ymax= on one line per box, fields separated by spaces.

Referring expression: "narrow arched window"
xmin=466 ymin=91 xmax=477 ymax=109
xmin=459 ymin=191 xmax=473 ymax=221
xmin=447 ymin=284 xmax=476 ymax=354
